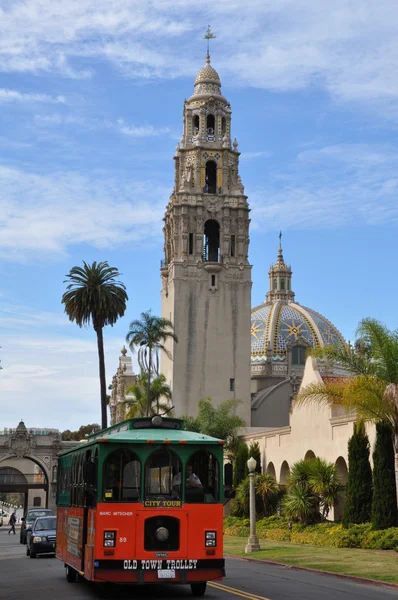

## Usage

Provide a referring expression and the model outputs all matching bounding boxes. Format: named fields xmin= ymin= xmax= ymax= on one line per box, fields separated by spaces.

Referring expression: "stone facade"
xmin=109 ymin=346 xmax=137 ymax=425
xmin=160 ymin=54 xmax=252 ymax=423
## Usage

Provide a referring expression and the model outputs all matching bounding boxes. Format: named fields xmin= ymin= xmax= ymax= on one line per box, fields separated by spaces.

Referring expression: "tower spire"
xmin=204 ymin=25 xmax=216 ymax=61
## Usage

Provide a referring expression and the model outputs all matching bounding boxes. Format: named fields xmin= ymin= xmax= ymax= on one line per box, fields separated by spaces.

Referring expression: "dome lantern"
xmin=266 ymin=232 xmax=294 ymax=303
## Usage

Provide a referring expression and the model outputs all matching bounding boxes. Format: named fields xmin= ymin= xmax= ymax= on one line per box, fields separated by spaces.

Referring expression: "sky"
xmin=1 ymin=0 xmax=398 ymax=430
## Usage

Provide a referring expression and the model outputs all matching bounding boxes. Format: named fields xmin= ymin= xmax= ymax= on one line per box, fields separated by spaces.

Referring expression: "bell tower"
xmin=160 ymin=47 xmax=252 ymax=424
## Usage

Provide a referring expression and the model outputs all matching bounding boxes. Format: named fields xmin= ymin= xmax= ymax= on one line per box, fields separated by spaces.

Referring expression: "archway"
xmin=334 ymin=456 xmax=348 ymax=521
xmin=266 ymin=462 xmax=276 ymax=479
xmin=0 ymin=455 xmax=50 ymax=512
xmin=279 ymin=461 xmax=290 ymax=485
xmin=204 ymin=160 xmax=217 ymax=194
xmin=203 ymin=220 xmax=220 ymax=262
xmin=304 ymin=450 xmax=316 ymax=460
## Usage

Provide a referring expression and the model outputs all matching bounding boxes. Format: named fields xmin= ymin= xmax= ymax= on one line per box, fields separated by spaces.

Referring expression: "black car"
xmin=20 ymin=508 xmax=53 ymax=544
xmin=26 ymin=515 xmax=57 ymax=558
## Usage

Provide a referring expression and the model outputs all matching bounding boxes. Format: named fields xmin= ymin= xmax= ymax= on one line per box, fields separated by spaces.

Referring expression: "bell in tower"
xmin=160 ymin=39 xmax=252 ymax=424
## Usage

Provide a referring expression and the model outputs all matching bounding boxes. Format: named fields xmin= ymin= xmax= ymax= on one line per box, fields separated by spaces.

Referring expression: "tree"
xmin=342 ymin=422 xmax=372 ymax=527
xmin=233 ymin=441 xmax=248 ymax=488
xmin=248 ymin=441 xmax=262 ymax=473
xmin=181 ymin=397 xmax=246 ymax=456
xmin=282 ymin=458 xmax=341 ymax=524
xmin=61 ymin=424 xmax=101 ymax=441
xmin=125 ymin=373 xmax=172 ymax=418
xmin=62 ymin=261 xmax=127 ymax=429
xmin=295 ymin=318 xmax=398 ymax=499
xmin=372 ymin=421 xmax=398 ymax=529
xmin=231 ymin=473 xmax=280 ymax=518
xmin=126 ymin=311 xmax=177 ymax=417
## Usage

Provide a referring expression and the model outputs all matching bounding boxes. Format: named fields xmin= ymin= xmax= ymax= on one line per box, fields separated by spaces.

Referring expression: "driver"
xmin=172 ymin=463 xmax=202 ymax=492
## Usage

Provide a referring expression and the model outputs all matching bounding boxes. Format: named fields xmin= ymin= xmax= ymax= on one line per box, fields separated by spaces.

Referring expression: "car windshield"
xmin=35 ymin=517 xmax=56 ymax=531
xmin=27 ymin=510 xmax=51 ymax=522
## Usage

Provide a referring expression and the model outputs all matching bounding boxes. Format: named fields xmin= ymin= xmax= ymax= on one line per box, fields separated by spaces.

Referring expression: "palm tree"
xmin=309 ymin=457 xmax=342 ymax=519
xmin=62 ymin=261 xmax=128 ymax=429
xmin=125 ymin=373 xmax=173 ymax=418
xmin=255 ymin=474 xmax=280 ymax=516
xmin=126 ymin=311 xmax=178 ymax=417
xmin=295 ymin=318 xmax=398 ymax=497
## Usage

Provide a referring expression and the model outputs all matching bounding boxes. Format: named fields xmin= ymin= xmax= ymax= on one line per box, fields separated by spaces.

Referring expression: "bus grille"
xmin=144 ymin=516 xmax=179 ymax=551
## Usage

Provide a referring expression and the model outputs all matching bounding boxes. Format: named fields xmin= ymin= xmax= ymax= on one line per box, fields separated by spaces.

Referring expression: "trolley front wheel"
xmin=65 ymin=565 xmax=77 ymax=582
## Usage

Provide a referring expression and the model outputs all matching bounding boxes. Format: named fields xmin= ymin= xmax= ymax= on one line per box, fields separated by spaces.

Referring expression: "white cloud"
xmin=1 ymin=0 xmax=398 ymax=115
xmin=249 ymin=143 xmax=398 ymax=230
xmin=117 ymin=119 xmax=171 ymax=138
xmin=0 ymin=89 xmax=65 ymax=104
xmin=0 ymin=164 xmax=167 ymax=261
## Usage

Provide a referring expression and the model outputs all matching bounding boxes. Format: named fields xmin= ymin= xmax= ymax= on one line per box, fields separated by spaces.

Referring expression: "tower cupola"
xmin=266 ymin=233 xmax=295 ymax=303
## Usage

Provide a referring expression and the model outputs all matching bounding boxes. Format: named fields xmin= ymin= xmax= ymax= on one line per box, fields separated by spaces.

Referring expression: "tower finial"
xmin=204 ymin=25 xmax=216 ymax=61
xmin=279 ymin=230 xmax=282 ymax=248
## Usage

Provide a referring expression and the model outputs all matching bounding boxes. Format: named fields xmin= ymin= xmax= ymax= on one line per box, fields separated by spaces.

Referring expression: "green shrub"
xmin=343 ymin=422 xmax=372 ymax=527
xmin=371 ymin=421 xmax=398 ymax=530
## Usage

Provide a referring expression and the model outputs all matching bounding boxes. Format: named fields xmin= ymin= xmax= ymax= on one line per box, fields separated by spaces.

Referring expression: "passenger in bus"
xmin=172 ymin=464 xmax=202 ymax=492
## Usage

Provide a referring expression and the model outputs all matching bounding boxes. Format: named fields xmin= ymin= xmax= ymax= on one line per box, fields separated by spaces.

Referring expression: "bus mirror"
xmin=84 ymin=461 xmax=96 ymax=486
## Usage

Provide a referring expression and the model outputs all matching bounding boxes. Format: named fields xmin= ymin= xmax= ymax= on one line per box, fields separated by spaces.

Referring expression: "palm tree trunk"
xmin=146 ymin=350 xmax=152 ymax=417
xmin=96 ymin=326 xmax=108 ymax=429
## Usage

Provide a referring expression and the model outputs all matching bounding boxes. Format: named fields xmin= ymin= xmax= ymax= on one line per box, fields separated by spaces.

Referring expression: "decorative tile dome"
xmin=193 ymin=55 xmax=222 ymax=96
xmin=251 ymin=237 xmax=345 ymax=365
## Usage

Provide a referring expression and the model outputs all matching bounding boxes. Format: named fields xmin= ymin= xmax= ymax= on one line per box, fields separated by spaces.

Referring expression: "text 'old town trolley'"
xmin=56 ymin=416 xmax=225 ymax=596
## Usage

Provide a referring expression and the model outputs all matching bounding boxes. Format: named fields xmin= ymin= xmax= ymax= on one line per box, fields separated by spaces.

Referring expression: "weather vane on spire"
xmin=279 ymin=231 xmax=282 ymax=246
xmin=204 ymin=25 xmax=216 ymax=59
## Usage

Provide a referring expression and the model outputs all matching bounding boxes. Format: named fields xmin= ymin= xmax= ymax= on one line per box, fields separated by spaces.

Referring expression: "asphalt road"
xmin=0 ymin=528 xmax=396 ymax=600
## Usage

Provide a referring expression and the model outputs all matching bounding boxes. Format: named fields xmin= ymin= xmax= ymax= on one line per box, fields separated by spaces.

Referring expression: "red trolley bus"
xmin=56 ymin=416 xmax=225 ymax=596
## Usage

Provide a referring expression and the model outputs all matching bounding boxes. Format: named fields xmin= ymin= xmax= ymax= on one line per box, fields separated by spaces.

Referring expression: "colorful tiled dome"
xmin=251 ymin=237 xmax=345 ymax=365
xmin=193 ymin=55 xmax=222 ymax=96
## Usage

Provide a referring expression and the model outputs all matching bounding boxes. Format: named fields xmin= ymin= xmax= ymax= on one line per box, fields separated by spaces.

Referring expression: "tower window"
xmin=273 ymin=278 xmax=277 ymax=290
xmin=287 ymin=279 xmax=290 ymax=290
xmin=292 ymin=346 xmax=306 ymax=366
xmin=206 ymin=114 xmax=215 ymax=134
xmin=281 ymin=279 xmax=285 ymax=290
xmin=204 ymin=219 xmax=220 ymax=262
xmin=221 ymin=117 xmax=226 ymax=135
xmin=204 ymin=160 xmax=217 ymax=194
xmin=193 ymin=115 xmax=199 ymax=134
xmin=230 ymin=234 xmax=236 ymax=257
xmin=188 ymin=233 xmax=194 ymax=255
xmin=211 ymin=274 xmax=216 ymax=287
xmin=230 ymin=378 xmax=235 ymax=392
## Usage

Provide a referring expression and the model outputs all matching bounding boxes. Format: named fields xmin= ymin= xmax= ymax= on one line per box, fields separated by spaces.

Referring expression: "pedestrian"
xmin=8 ymin=511 xmax=17 ymax=535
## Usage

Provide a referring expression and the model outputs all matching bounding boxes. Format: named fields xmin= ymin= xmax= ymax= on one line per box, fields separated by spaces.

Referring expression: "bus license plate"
xmin=158 ymin=569 xmax=175 ymax=579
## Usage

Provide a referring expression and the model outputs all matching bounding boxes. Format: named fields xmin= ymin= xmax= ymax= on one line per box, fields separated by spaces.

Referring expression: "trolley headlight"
xmin=103 ymin=531 xmax=116 ymax=547
xmin=205 ymin=531 xmax=217 ymax=547
xmin=155 ymin=527 xmax=169 ymax=542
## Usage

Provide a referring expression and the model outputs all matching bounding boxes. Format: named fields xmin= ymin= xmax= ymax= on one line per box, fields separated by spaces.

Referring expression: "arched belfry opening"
xmin=193 ymin=115 xmax=199 ymax=134
xmin=203 ymin=220 xmax=220 ymax=262
xmin=206 ymin=114 xmax=215 ymax=134
xmin=221 ymin=117 xmax=226 ymax=135
xmin=204 ymin=160 xmax=217 ymax=194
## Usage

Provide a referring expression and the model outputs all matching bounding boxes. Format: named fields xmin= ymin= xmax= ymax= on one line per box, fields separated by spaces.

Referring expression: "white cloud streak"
xmin=0 ymin=88 xmax=65 ymax=104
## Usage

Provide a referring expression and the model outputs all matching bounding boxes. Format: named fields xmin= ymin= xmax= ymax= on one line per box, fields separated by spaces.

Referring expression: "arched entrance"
xmin=0 ymin=456 xmax=50 ymax=512
xmin=304 ymin=450 xmax=316 ymax=460
xmin=334 ymin=456 xmax=348 ymax=521
xmin=266 ymin=462 xmax=276 ymax=479
xmin=280 ymin=461 xmax=290 ymax=485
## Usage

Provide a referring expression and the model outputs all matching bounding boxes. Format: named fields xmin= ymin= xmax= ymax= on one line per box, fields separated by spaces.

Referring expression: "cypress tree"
xmin=371 ymin=421 xmax=398 ymax=529
xmin=342 ymin=422 xmax=372 ymax=527
xmin=233 ymin=441 xmax=248 ymax=488
xmin=248 ymin=441 xmax=262 ymax=473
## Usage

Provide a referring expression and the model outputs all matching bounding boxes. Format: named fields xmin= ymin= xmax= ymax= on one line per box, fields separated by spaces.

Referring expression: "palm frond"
xmin=356 ymin=318 xmax=398 ymax=384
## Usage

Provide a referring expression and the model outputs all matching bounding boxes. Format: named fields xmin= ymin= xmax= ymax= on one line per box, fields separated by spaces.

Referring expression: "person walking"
xmin=8 ymin=511 xmax=16 ymax=535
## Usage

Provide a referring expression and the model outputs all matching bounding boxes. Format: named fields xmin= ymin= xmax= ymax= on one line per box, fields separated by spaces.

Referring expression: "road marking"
xmin=209 ymin=581 xmax=271 ymax=600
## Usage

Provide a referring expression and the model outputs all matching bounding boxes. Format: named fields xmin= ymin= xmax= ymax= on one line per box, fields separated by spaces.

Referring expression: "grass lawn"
xmin=224 ymin=536 xmax=398 ymax=585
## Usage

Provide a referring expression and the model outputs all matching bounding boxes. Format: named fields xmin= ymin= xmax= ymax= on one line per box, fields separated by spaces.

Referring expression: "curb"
xmin=224 ymin=553 xmax=398 ymax=590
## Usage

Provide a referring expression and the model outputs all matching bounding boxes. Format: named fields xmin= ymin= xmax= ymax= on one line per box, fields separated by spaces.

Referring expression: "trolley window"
xmin=145 ymin=449 xmax=182 ymax=499
xmin=103 ymin=449 xmax=141 ymax=502
xmin=185 ymin=450 xmax=220 ymax=503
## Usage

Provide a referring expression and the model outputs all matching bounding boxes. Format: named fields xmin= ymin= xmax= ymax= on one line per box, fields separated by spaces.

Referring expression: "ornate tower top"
xmin=266 ymin=233 xmax=295 ymax=303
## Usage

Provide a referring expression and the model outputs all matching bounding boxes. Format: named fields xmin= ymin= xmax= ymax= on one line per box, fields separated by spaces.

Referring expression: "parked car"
xmin=20 ymin=508 xmax=53 ymax=544
xmin=26 ymin=516 xmax=57 ymax=558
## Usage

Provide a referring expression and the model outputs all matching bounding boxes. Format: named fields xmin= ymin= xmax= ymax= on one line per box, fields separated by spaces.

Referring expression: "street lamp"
xmin=245 ymin=456 xmax=261 ymax=553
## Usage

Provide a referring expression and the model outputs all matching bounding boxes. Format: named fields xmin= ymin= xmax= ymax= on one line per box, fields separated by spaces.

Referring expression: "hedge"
xmin=223 ymin=516 xmax=398 ymax=550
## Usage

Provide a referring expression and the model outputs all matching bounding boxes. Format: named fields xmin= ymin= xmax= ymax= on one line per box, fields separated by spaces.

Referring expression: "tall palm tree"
xmin=126 ymin=311 xmax=178 ymax=417
xmin=125 ymin=373 xmax=173 ymax=418
xmin=62 ymin=261 xmax=128 ymax=429
xmin=295 ymin=317 xmax=398 ymax=496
